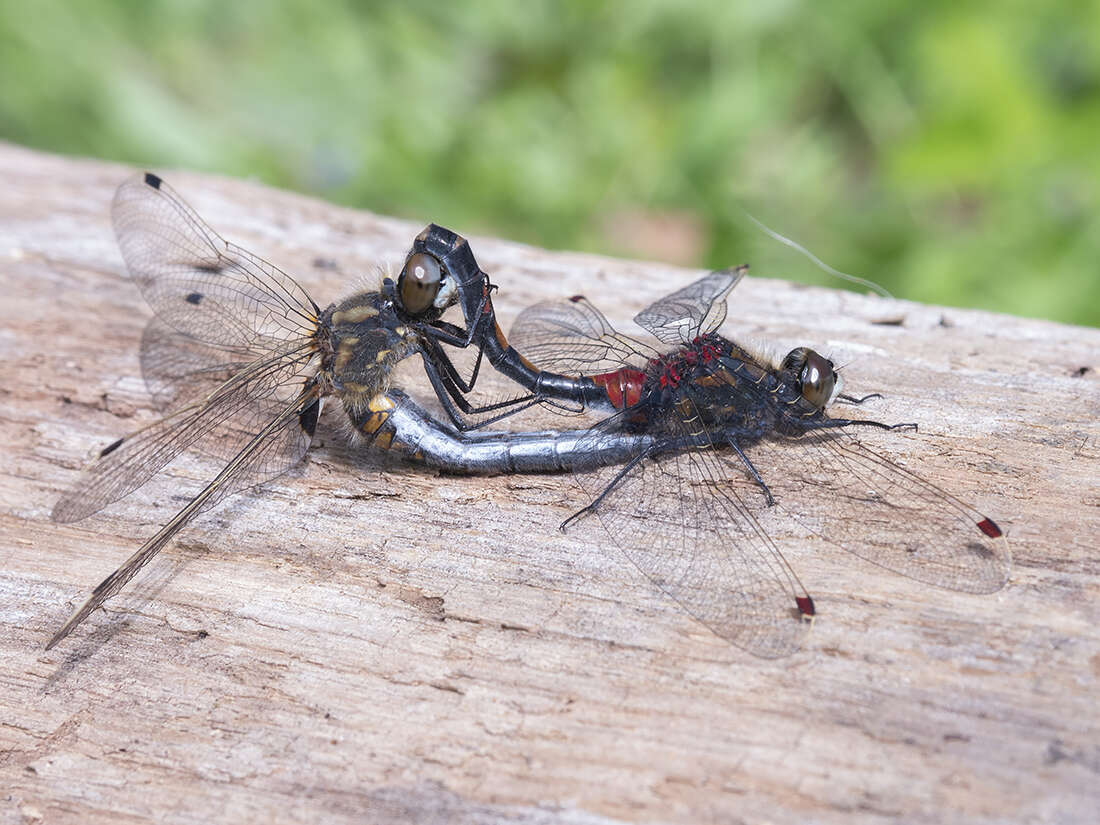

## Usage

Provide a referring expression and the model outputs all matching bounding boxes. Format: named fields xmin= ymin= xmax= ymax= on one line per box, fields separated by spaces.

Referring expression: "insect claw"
xmin=560 ymin=506 xmax=592 ymax=532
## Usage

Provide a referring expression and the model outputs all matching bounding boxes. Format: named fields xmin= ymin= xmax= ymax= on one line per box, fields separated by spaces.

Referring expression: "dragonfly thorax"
xmin=320 ymin=291 xmax=420 ymax=411
xmin=651 ymin=333 xmax=724 ymax=392
xmin=637 ymin=335 xmax=839 ymax=440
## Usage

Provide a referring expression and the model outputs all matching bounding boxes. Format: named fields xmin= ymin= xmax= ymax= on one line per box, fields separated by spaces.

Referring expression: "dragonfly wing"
xmin=633 ymin=267 xmax=745 ymax=345
xmin=140 ymin=316 xmax=256 ymax=411
xmin=567 ymin=404 xmax=814 ymax=658
xmin=52 ymin=341 xmax=318 ymax=523
xmin=112 ymin=173 xmax=319 ymax=349
xmin=744 ymin=427 xmax=1011 ymax=594
xmin=46 ymin=386 xmax=321 ymax=649
xmin=508 ymin=295 xmax=658 ymax=374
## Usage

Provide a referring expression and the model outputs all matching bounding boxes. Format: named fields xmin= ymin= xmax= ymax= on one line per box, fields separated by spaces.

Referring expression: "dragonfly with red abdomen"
xmin=404 ymin=259 xmax=1011 ymax=658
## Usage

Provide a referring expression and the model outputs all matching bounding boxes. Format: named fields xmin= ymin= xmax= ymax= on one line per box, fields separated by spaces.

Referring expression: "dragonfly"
xmin=414 ymin=265 xmax=1012 ymax=658
xmin=48 ymin=173 xmax=652 ymax=649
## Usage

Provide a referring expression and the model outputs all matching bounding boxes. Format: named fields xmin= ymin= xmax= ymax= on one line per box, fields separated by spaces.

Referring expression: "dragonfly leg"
xmin=888 ymin=421 xmax=918 ymax=432
xmin=836 ymin=392 xmax=882 ymax=405
xmin=726 ymin=439 xmax=776 ymax=507
xmin=421 ymin=329 xmax=483 ymax=394
xmin=560 ymin=446 xmax=657 ymax=531
xmin=418 ymin=349 xmax=541 ymax=431
xmin=807 ymin=417 xmax=918 ymax=434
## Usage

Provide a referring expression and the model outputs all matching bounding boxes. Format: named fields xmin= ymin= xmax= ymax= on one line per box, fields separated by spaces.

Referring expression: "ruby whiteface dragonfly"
xmin=47 ymin=173 xmax=651 ymax=649
xmin=425 ymin=266 xmax=1010 ymax=659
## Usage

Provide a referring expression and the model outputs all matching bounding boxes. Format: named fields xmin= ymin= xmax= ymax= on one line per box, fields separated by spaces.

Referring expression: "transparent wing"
xmin=567 ymin=402 xmax=814 ymax=659
xmin=51 ymin=340 xmax=318 ymax=524
xmin=633 ymin=267 xmax=745 ymax=345
xmin=140 ymin=316 xmax=256 ymax=411
xmin=46 ymin=385 xmax=321 ymax=649
xmin=112 ymin=172 xmax=320 ymax=349
xmin=508 ymin=294 xmax=659 ymax=375
xmin=744 ymin=426 xmax=1010 ymax=594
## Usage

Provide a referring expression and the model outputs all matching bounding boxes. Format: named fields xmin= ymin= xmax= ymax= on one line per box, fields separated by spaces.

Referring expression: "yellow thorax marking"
xmin=333 ymin=337 xmax=359 ymax=372
xmin=332 ymin=305 xmax=379 ymax=325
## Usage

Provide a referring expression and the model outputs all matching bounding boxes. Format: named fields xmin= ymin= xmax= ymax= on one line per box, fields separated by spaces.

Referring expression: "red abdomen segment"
xmin=590 ymin=368 xmax=647 ymax=409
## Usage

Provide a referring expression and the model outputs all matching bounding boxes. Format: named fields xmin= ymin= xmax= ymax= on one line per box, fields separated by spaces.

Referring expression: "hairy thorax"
xmin=319 ymin=291 xmax=421 ymax=415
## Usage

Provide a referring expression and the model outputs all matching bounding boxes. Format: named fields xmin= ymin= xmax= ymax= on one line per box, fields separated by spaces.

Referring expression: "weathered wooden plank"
xmin=1 ymin=143 xmax=1097 ymax=824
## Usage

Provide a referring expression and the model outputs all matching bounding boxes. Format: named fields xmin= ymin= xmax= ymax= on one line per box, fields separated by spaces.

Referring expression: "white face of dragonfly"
xmin=828 ymin=370 xmax=845 ymax=406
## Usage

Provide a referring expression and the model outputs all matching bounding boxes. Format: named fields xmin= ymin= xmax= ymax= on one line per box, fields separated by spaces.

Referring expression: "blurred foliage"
xmin=1 ymin=0 xmax=1097 ymax=325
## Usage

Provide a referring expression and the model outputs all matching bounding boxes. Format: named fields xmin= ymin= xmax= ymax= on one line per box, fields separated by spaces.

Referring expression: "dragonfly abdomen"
xmin=480 ymin=334 xmax=649 ymax=414
xmin=352 ymin=390 xmax=653 ymax=474
xmin=589 ymin=368 xmax=647 ymax=409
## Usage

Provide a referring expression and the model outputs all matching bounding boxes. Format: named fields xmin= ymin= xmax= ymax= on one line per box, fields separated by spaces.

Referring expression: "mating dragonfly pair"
xmin=47 ymin=173 xmax=1010 ymax=657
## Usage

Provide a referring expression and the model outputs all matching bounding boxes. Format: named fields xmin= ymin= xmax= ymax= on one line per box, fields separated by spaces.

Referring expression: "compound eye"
xmin=399 ymin=252 xmax=442 ymax=315
xmin=799 ymin=350 xmax=837 ymax=409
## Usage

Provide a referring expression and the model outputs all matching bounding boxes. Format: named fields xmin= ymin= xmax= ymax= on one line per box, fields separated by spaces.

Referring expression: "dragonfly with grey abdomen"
xmin=400 ymin=240 xmax=1011 ymax=657
xmin=47 ymin=173 xmax=650 ymax=649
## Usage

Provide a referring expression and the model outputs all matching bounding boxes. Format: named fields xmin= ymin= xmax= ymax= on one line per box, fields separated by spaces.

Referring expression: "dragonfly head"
xmin=397 ymin=251 xmax=456 ymax=318
xmin=781 ymin=347 xmax=842 ymax=410
xmin=396 ymin=225 xmax=490 ymax=331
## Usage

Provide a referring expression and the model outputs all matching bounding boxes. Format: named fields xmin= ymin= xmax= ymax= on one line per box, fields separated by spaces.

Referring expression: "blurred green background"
xmin=1 ymin=0 xmax=1097 ymax=325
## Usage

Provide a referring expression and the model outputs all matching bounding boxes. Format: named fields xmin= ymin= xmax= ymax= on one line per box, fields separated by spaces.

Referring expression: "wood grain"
xmin=1 ymin=142 xmax=1097 ymax=824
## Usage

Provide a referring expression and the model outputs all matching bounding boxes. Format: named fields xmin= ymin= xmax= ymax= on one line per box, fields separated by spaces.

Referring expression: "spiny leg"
xmin=836 ymin=392 xmax=882 ymax=405
xmin=807 ymin=417 xmax=918 ymax=434
xmin=418 ymin=346 xmax=540 ymax=430
xmin=725 ymin=438 xmax=776 ymax=507
xmin=560 ymin=446 xmax=658 ymax=531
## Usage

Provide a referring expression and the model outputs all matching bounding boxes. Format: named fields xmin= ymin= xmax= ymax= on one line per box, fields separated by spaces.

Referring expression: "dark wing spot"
xmin=194 ymin=262 xmax=222 ymax=274
xmin=977 ymin=517 xmax=1002 ymax=539
xmin=185 ymin=292 xmax=203 ymax=305
xmin=569 ymin=295 xmax=585 ymax=303
xmin=144 ymin=172 xmax=163 ymax=189
xmin=99 ymin=437 xmax=124 ymax=458
xmin=796 ymin=595 xmax=815 ymax=617
xmin=298 ymin=398 xmax=320 ymax=439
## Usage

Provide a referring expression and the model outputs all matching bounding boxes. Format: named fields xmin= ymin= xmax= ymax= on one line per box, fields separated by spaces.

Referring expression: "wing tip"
xmin=796 ymin=595 xmax=816 ymax=617
xmin=45 ymin=613 xmax=79 ymax=650
xmin=143 ymin=171 xmax=163 ymax=190
xmin=46 ymin=586 xmax=106 ymax=650
xmin=50 ymin=497 xmax=80 ymax=524
xmin=718 ymin=263 xmax=749 ymax=279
